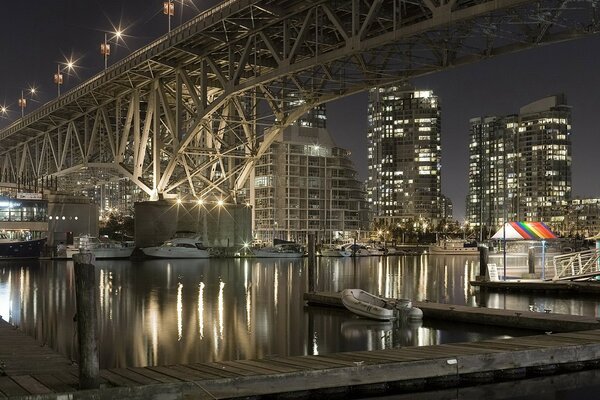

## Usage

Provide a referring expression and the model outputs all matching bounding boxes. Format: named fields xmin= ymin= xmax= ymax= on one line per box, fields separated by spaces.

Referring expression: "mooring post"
xmin=308 ymin=233 xmax=316 ymax=292
xmin=478 ymin=244 xmax=489 ymax=280
xmin=528 ymin=246 xmax=536 ymax=275
xmin=73 ymin=252 xmax=100 ymax=390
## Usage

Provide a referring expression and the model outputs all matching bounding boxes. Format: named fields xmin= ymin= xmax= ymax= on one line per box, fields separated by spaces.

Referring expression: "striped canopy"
xmin=491 ymin=222 xmax=557 ymax=240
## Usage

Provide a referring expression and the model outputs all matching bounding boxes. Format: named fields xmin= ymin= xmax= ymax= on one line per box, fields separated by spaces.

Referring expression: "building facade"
xmin=251 ymin=124 xmax=370 ymax=244
xmin=467 ymin=95 xmax=572 ymax=234
xmin=367 ymin=86 xmax=443 ymax=226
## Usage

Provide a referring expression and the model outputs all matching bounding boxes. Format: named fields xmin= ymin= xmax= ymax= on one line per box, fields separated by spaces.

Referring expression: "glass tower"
xmin=367 ymin=86 xmax=442 ymax=226
xmin=467 ymin=95 xmax=572 ymax=232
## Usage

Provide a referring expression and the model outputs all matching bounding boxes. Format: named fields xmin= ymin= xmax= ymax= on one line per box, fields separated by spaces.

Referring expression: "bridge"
xmin=0 ymin=0 xmax=598 ymax=202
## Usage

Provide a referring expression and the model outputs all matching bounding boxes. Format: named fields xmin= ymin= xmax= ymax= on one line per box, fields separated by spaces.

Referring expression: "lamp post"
xmin=18 ymin=87 xmax=37 ymax=118
xmin=0 ymin=105 xmax=8 ymax=119
xmin=164 ymin=1 xmax=175 ymax=32
xmin=54 ymin=60 xmax=75 ymax=97
xmin=100 ymin=30 xmax=123 ymax=70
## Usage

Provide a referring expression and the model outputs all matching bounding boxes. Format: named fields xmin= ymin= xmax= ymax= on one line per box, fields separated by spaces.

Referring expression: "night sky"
xmin=2 ymin=1 xmax=600 ymax=220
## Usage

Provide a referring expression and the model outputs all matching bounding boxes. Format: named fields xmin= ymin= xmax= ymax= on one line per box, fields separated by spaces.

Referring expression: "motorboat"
xmin=429 ymin=239 xmax=479 ymax=255
xmin=319 ymin=244 xmax=352 ymax=257
xmin=63 ymin=235 xmax=134 ymax=259
xmin=341 ymin=243 xmax=385 ymax=256
xmin=341 ymin=289 xmax=395 ymax=321
xmin=0 ymin=233 xmax=46 ymax=259
xmin=252 ymin=243 xmax=304 ymax=258
xmin=142 ymin=236 xmax=210 ymax=259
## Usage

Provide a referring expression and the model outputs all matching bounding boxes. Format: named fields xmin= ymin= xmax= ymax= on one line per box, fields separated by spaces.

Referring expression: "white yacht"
xmin=429 ymin=239 xmax=479 ymax=255
xmin=64 ymin=235 xmax=134 ymax=259
xmin=142 ymin=236 xmax=210 ymax=259
xmin=252 ymin=243 xmax=304 ymax=258
xmin=319 ymin=244 xmax=352 ymax=257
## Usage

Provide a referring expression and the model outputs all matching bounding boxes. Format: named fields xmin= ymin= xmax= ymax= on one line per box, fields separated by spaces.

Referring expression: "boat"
xmin=141 ymin=236 xmax=210 ymax=259
xmin=0 ymin=233 xmax=47 ymax=259
xmin=252 ymin=243 xmax=304 ymax=258
xmin=340 ymin=289 xmax=396 ymax=321
xmin=319 ymin=244 xmax=352 ymax=257
xmin=341 ymin=243 xmax=385 ymax=256
xmin=63 ymin=235 xmax=134 ymax=259
xmin=429 ymin=239 xmax=479 ymax=255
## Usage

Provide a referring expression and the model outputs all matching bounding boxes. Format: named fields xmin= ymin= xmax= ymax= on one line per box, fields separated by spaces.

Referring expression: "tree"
xmin=99 ymin=210 xmax=134 ymax=240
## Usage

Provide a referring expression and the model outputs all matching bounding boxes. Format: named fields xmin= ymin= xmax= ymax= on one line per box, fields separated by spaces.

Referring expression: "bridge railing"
xmin=552 ymin=249 xmax=600 ymax=281
xmin=0 ymin=0 xmax=246 ymax=140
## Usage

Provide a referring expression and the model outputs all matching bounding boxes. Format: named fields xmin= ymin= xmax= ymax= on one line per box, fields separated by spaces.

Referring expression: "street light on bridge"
xmin=100 ymin=29 xmax=124 ymax=70
xmin=164 ymin=1 xmax=175 ymax=32
xmin=54 ymin=59 xmax=76 ymax=97
xmin=18 ymin=86 xmax=37 ymax=118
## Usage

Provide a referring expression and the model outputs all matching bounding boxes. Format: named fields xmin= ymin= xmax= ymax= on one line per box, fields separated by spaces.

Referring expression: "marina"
xmin=0 ymin=255 xmax=599 ymax=398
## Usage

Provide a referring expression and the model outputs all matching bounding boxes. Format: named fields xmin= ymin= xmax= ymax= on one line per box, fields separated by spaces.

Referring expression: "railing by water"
xmin=552 ymin=249 xmax=600 ymax=281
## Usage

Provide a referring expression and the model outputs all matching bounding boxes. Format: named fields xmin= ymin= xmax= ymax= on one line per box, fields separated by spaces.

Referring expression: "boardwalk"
xmin=0 ymin=318 xmax=77 ymax=397
xmin=1 ymin=297 xmax=600 ymax=398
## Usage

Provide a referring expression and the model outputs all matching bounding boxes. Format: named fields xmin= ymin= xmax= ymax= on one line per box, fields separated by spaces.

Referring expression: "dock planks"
xmin=3 ymin=294 xmax=600 ymax=398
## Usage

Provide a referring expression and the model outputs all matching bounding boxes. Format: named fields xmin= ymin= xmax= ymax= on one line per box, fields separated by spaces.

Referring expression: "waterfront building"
xmin=559 ymin=198 xmax=600 ymax=237
xmin=467 ymin=95 xmax=572 ymax=234
xmin=251 ymin=120 xmax=370 ymax=244
xmin=366 ymin=85 xmax=443 ymax=227
xmin=81 ymin=178 xmax=146 ymax=218
xmin=467 ymin=115 xmax=518 ymax=237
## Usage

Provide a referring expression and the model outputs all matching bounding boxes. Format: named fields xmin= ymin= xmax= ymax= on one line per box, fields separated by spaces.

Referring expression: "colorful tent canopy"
xmin=491 ymin=222 xmax=557 ymax=240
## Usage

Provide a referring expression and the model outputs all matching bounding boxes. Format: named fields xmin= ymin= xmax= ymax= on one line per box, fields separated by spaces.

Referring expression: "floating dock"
xmin=471 ymin=279 xmax=600 ymax=295
xmin=304 ymin=291 xmax=600 ymax=332
xmin=2 ymin=294 xmax=600 ymax=399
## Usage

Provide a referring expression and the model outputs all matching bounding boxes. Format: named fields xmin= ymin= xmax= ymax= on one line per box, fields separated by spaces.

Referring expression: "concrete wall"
xmin=47 ymin=194 xmax=99 ymax=246
xmin=135 ymin=201 xmax=252 ymax=248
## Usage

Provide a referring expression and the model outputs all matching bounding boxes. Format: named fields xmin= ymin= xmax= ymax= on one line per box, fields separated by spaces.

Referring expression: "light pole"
xmin=100 ymin=30 xmax=123 ymax=70
xmin=54 ymin=60 xmax=75 ymax=97
xmin=164 ymin=1 xmax=175 ymax=32
xmin=18 ymin=86 xmax=37 ymax=118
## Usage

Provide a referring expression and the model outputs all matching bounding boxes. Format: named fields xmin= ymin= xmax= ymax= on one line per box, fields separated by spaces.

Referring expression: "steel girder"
xmin=0 ymin=0 xmax=598 ymax=201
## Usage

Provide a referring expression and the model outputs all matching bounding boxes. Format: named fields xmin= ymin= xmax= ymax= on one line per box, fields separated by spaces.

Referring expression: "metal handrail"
xmin=552 ymin=249 xmax=600 ymax=280
xmin=0 ymin=0 xmax=249 ymax=140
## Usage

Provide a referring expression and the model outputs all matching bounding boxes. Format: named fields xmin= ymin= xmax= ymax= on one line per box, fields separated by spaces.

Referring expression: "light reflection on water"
xmin=0 ymin=255 xmax=598 ymax=369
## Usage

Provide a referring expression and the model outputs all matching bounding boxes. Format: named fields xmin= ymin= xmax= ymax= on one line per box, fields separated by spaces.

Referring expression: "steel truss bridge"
xmin=0 ymin=0 xmax=598 ymax=201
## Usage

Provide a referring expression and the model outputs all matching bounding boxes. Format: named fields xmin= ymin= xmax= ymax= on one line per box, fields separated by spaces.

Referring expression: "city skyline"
xmin=327 ymin=35 xmax=600 ymax=220
xmin=2 ymin=1 xmax=600 ymax=220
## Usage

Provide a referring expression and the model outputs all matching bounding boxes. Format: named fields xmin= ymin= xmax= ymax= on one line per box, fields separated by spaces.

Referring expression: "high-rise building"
xmin=467 ymin=95 xmax=572 ymax=233
xmin=467 ymin=116 xmax=518 ymax=235
xmin=251 ymin=123 xmax=370 ymax=244
xmin=366 ymin=86 xmax=442 ymax=226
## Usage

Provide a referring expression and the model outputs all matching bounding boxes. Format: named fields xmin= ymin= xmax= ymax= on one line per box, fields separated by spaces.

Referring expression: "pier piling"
xmin=308 ymin=234 xmax=316 ymax=292
xmin=73 ymin=252 xmax=100 ymax=390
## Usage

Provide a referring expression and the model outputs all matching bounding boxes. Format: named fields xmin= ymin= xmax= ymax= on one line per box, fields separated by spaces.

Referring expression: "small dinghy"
xmin=341 ymin=289 xmax=395 ymax=321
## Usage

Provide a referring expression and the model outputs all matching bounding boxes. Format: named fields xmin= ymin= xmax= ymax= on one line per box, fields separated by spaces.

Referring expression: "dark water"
xmin=1 ymin=254 xmax=600 ymax=398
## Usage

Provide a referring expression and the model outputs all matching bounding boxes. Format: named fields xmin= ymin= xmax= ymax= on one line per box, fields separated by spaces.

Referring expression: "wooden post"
xmin=478 ymin=245 xmax=489 ymax=278
xmin=308 ymin=233 xmax=315 ymax=292
xmin=528 ymin=247 xmax=536 ymax=275
xmin=73 ymin=252 xmax=100 ymax=390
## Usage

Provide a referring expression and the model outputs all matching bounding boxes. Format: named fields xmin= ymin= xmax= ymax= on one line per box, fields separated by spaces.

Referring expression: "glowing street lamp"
xmin=0 ymin=105 xmax=8 ymax=118
xmin=100 ymin=29 xmax=123 ymax=70
xmin=18 ymin=86 xmax=37 ymax=118
xmin=54 ymin=59 xmax=75 ymax=97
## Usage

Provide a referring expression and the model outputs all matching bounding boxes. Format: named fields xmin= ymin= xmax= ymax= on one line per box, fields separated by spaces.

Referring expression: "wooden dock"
xmin=0 ymin=318 xmax=78 ymax=397
xmin=2 ymin=293 xmax=600 ymax=399
xmin=471 ymin=279 xmax=600 ymax=295
xmin=304 ymin=291 xmax=600 ymax=332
